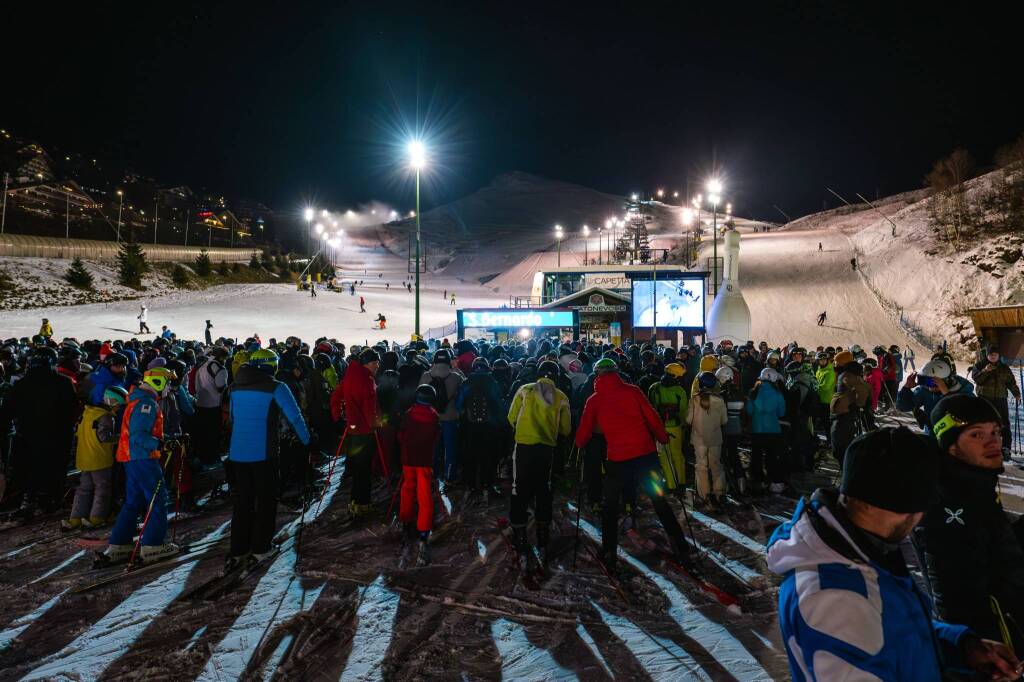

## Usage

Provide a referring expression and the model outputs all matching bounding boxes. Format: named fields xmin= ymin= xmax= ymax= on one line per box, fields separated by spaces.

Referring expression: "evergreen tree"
xmin=232 ymin=261 xmax=242 ymax=273
xmin=172 ymin=264 xmax=190 ymax=287
xmin=64 ymin=257 xmax=95 ymax=290
xmin=218 ymin=260 xmax=229 ymax=276
xmin=249 ymin=252 xmax=261 ymax=269
xmin=194 ymin=249 xmax=212 ymax=276
xmin=117 ymin=242 xmax=149 ymax=288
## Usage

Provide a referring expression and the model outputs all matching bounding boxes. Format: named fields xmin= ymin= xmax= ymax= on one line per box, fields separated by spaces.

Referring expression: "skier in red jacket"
xmin=576 ymin=358 xmax=691 ymax=569
xmin=397 ymin=384 xmax=441 ymax=567
xmin=330 ymin=348 xmax=381 ymax=516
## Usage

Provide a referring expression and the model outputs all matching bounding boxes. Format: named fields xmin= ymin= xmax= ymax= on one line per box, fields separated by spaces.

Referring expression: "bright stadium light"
xmin=315 ymin=223 xmax=324 ymax=234
xmin=408 ymin=140 xmax=427 ymax=170
xmin=706 ymin=178 xmax=723 ymax=195
xmin=304 ymin=207 xmax=314 ymax=222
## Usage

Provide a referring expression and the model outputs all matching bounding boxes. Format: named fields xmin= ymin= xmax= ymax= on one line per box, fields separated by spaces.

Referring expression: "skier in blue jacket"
xmin=768 ymin=426 xmax=1019 ymax=680
xmin=226 ymin=348 xmax=312 ymax=572
xmin=746 ymin=367 xmax=788 ymax=494
xmin=88 ymin=353 xmax=128 ymax=406
xmin=896 ymin=358 xmax=974 ymax=438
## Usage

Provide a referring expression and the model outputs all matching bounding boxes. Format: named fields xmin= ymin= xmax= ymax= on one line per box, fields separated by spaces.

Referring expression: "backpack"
xmin=93 ymin=410 xmax=119 ymax=443
xmin=430 ymin=375 xmax=450 ymax=412
xmin=464 ymin=382 xmax=491 ymax=424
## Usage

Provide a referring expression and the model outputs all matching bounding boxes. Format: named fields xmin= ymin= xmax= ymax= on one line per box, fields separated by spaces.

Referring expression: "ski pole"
xmin=128 ymin=468 xmax=167 ymax=568
xmin=172 ymin=440 xmax=184 ymax=543
xmin=572 ymin=445 xmax=584 ymax=572
xmin=316 ymin=427 xmax=349 ymax=514
xmin=373 ymin=429 xmax=391 ymax=482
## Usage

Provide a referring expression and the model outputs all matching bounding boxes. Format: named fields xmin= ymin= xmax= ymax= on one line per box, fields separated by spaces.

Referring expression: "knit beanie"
xmin=930 ymin=394 xmax=1003 ymax=454
xmin=840 ymin=427 xmax=939 ymax=513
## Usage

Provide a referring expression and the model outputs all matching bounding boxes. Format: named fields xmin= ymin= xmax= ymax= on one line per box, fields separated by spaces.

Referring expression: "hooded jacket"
xmin=331 ymin=359 xmax=379 ymax=434
xmin=973 ymin=361 xmax=1021 ymax=401
xmin=507 ymin=377 xmax=570 ymax=447
xmin=648 ymin=379 xmax=688 ymax=428
xmin=831 ymin=372 xmax=873 ymax=418
xmin=814 ymin=363 xmax=836 ymax=405
xmin=117 ymin=384 xmax=163 ymax=462
xmin=194 ymin=357 xmax=228 ymax=409
xmin=746 ymin=381 xmax=786 ymax=434
xmin=88 ymin=364 xmax=126 ymax=406
xmin=76 ymin=404 xmax=116 ymax=471
xmin=575 ymin=372 xmax=668 ymax=461
xmin=768 ymin=489 xmax=972 ymax=681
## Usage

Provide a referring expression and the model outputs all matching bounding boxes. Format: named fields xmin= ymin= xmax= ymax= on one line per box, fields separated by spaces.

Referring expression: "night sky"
xmin=6 ymin=2 xmax=1022 ymax=220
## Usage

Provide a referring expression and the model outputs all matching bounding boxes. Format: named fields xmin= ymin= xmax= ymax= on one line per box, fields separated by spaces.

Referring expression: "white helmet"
xmin=849 ymin=344 xmax=863 ymax=355
xmin=720 ymin=354 xmax=736 ymax=368
xmin=759 ymin=367 xmax=784 ymax=383
xmin=715 ymin=366 xmax=734 ymax=384
xmin=920 ymin=358 xmax=952 ymax=380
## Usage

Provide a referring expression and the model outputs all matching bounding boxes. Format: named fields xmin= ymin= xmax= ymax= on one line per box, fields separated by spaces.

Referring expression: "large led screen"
xmin=631 ymin=278 xmax=705 ymax=329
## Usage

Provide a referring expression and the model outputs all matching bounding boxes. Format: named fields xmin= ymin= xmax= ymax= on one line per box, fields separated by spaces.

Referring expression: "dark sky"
xmin=6 ymin=2 xmax=1022 ymax=220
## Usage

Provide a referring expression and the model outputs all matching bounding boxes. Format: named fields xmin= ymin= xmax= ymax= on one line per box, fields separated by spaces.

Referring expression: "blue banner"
xmin=461 ymin=310 xmax=575 ymax=329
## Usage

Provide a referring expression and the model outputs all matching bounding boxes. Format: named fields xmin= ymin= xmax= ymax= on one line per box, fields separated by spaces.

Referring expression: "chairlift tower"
xmin=614 ymin=198 xmax=652 ymax=264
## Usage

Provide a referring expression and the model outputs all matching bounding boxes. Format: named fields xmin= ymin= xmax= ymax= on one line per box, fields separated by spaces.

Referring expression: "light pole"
xmin=1 ymin=171 xmax=8 ymax=234
xmin=115 ymin=190 xmax=124 ymax=242
xmin=554 ymin=224 xmax=564 ymax=267
xmin=706 ymin=179 xmax=723 ymax=296
xmin=65 ymin=187 xmax=70 ymax=239
xmin=582 ymin=225 xmax=590 ymax=264
xmin=409 ymin=141 xmax=427 ymax=339
xmin=304 ymin=207 xmax=314 ymax=259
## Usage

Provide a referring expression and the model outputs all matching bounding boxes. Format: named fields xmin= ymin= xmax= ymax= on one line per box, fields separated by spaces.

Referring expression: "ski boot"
xmin=85 ymin=516 xmax=107 ymax=529
xmin=415 ymin=532 xmax=431 ymax=567
xmin=224 ymin=553 xmax=249 ymax=575
xmin=97 ymin=543 xmax=133 ymax=567
xmin=399 ymin=523 xmax=417 ymax=569
xmin=535 ymin=523 xmax=550 ymax=570
xmin=140 ymin=543 xmax=180 ymax=564
xmin=248 ymin=549 xmax=275 ymax=569
xmin=61 ymin=517 xmax=84 ymax=531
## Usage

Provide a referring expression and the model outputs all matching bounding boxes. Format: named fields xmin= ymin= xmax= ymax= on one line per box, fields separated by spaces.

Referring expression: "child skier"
xmin=102 ymin=367 xmax=176 ymax=564
xmin=397 ymin=384 xmax=441 ymax=567
xmin=63 ymin=387 xmax=127 ymax=530
xmin=686 ymin=371 xmax=728 ymax=508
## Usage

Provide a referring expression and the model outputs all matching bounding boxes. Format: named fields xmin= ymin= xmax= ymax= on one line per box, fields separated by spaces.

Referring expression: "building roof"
xmin=540 ymin=286 xmax=631 ymax=309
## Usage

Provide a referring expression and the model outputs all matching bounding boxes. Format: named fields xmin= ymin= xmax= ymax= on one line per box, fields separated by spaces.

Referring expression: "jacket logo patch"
xmin=944 ymin=507 xmax=964 ymax=526
xmin=140 ymin=404 xmax=152 ymax=414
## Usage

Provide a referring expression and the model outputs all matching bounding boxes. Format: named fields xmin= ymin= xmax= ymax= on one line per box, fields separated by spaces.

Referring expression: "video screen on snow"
xmin=631 ymin=278 xmax=705 ymax=329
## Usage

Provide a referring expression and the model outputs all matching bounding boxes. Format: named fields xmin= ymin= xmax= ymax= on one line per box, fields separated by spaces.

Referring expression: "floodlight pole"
xmin=712 ymin=200 xmax=719 ymax=296
xmin=415 ymin=167 xmax=421 ymax=338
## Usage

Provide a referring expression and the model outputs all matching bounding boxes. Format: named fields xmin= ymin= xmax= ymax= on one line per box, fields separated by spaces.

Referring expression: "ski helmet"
xmin=720 ymin=354 xmax=736 ymax=368
xmin=699 ymin=356 xmax=719 ymax=372
xmin=833 ymin=350 xmax=855 ymax=368
xmin=931 ymin=394 xmax=1003 ymax=454
xmin=103 ymin=386 xmax=129 ymax=407
xmin=492 ymin=358 xmax=510 ymax=371
xmin=759 ymin=367 xmax=784 ymax=383
xmin=815 ymin=351 xmax=829 ymax=362
xmin=664 ymin=363 xmax=685 ymax=378
xmin=715 ymin=366 xmax=734 ymax=384
xmin=432 ymin=350 xmax=452 ymax=365
xmin=920 ymin=358 xmax=952 ymax=381
xmin=142 ymin=367 xmax=173 ymax=395
xmin=415 ymin=383 xmax=437 ymax=405
xmin=594 ymin=358 xmax=618 ymax=374
xmin=889 ymin=344 xmax=900 ymax=353
xmin=766 ymin=351 xmax=781 ymax=364
xmin=862 ymin=357 xmax=877 ymax=369
xmin=248 ymin=349 xmax=279 ymax=373
xmin=30 ymin=347 xmax=58 ymax=369
xmin=107 ymin=352 xmax=128 ymax=367
xmin=537 ymin=360 xmax=560 ymax=380
xmin=697 ymin=371 xmax=719 ymax=391
xmin=849 ymin=344 xmax=863 ymax=355
xmin=472 ymin=357 xmax=491 ymax=372
xmin=784 ymin=360 xmax=804 ymax=375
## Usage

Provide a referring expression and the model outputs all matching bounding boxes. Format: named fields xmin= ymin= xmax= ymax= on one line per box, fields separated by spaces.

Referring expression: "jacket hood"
xmin=594 ymin=371 xmax=625 ymax=393
xmin=767 ymin=489 xmax=872 ymax=577
xmin=533 ymin=377 xmax=557 ymax=405
xmin=429 ymin=363 xmax=452 ymax=380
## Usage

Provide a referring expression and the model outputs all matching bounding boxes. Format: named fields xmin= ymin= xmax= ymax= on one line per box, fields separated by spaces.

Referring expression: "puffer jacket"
xmin=648 ymin=380 xmax=688 ymax=428
xmin=864 ymin=367 xmax=883 ymax=410
xmin=575 ymin=372 xmax=668 ymax=461
xmin=746 ymin=381 xmax=786 ymax=434
xmin=419 ymin=363 xmax=464 ymax=422
xmin=973 ymin=361 xmax=1021 ymax=401
xmin=229 ymin=365 xmax=310 ymax=462
xmin=507 ymin=377 xmax=571 ymax=447
xmin=194 ymin=357 xmax=228 ymax=409
xmin=330 ymin=359 xmax=379 ymax=434
xmin=117 ymin=384 xmax=163 ymax=462
xmin=768 ymin=489 xmax=972 ymax=681
xmin=686 ymin=393 xmax=727 ymax=447
xmin=831 ymin=373 xmax=873 ymax=417
xmin=76 ymin=404 xmax=116 ymax=471
xmin=398 ymin=402 xmax=441 ymax=467
xmin=88 ymin=365 xmax=126 ymax=406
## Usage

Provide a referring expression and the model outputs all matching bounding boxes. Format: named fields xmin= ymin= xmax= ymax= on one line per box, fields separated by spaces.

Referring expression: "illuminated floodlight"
xmin=631 ymin=193 xmax=638 ymax=201
xmin=408 ymin=140 xmax=427 ymax=169
xmin=708 ymin=194 xmax=721 ymax=205
xmin=320 ymin=231 xmax=329 ymax=240
xmin=518 ymin=328 xmax=531 ymax=339
xmin=582 ymin=224 xmax=590 ymax=236
xmin=706 ymin=178 xmax=723 ymax=195
xmin=315 ymin=223 xmax=324 ymax=233
xmin=332 ymin=220 xmax=338 ymax=227
xmin=604 ymin=218 xmax=613 ymax=229
xmin=321 ymin=209 xmax=329 ymax=218
xmin=346 ymin=209 xmax=355 ymax=217
xmin=681 ymin=208 xmax=694 ymax=225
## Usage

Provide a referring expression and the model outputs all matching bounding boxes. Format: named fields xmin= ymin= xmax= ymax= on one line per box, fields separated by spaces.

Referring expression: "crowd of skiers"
xmin=1 ymin=323 xmax=1023 ymax=677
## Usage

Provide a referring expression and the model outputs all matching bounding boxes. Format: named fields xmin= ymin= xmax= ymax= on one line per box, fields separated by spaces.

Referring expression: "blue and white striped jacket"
xmin=767 ymin=492 xmax=971 ymax=681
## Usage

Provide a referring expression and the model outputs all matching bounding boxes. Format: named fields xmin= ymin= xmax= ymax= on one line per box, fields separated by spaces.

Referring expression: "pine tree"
xmin=194 ymin=249 xmax=212 ymax=277
xmin=116 ymin=242 xmax=149 ymax=288
xmin=218 ymin=260 xmax=229 ymax=276
xmin=172 ymin=264 xmax=190 ymax=287
xmin=64 ymin=257 xmax=95 ymax=290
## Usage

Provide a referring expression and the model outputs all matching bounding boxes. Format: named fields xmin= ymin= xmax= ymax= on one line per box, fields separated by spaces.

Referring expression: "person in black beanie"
xmin=922 ymin=394 xmax=1024 ymax=654
xmin=767 ymin=426 xmax=1019 ymax=680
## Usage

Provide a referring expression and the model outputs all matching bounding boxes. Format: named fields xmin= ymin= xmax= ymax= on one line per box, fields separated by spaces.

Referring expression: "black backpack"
xmin=430 ymin=375 xmax=450 ymax=412
xmin=464 ymin=381 xmax=491 ymax=424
